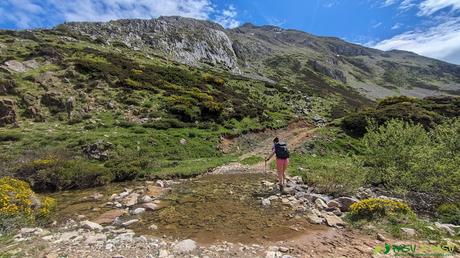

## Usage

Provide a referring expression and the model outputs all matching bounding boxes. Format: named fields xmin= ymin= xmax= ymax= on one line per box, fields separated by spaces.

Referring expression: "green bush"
xmin=361 ymin=119 xmax=460 ymax=206
xmin=437 ymin=204 xmax=460 ymax=225
xmin=289 ymin=155 xmax=366 ymax=197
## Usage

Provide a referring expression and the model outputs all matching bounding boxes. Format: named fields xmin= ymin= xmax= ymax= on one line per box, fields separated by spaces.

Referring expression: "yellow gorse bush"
xmin=0 ymin=176 xmax=56 ymax=222
xmin=349 ymin=198 xmax=414 ymax=220
xmin=0 ymin=177 xmax=34 ymax=216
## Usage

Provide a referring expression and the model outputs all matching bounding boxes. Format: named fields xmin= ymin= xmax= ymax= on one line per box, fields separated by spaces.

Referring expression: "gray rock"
xmin=80 ymin=220 xmax=103 ymax=231
xmin=332 ymin=197 xmax=358 ymax=212
xmin=84 ymin=233 xmax=107 ymax=245
xmin=174 ymin=239 xmax=197 ymax=253
xmin=262 ymin=198 xmax=271 ymax=207
xmin=323 ymin=214 xmax=346 ymax=227
xmin=315 ymin=198 xmax=328 ymax=210
xmin=377 ymin=233 xmax=387 ymax=242
xmin=142 ymin=202 xmax=158 ymax=211
xmin=131 ymin=208 xmax=145 ymax=215
xmin=57 ymin=231 xmax=80 ymax=242
xmin=121 ymin=219 xmax=139 ymax=227
xmin=401 ymin=227 xmax=416 ymax=237
xmin=122 ymin=193 xmax=140 ymax=207
xmin=140 ymin=195 xmax=153 ymax=203
xmin=306 ymin=213 xmax=324 ymax=224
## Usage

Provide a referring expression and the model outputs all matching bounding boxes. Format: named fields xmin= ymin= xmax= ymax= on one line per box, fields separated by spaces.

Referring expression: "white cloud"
xmin=373 ymin=22 xmax=383 ymax=28
xmin=419 ymin=0 xmax=460 ymax=16
xmin=391 ymin=22 xmax=403 ymax=29
xmin=214 ymin=5 xmax=240 ymax=28
xmin=0 ymin=0 xmax=240 ymax=29
xmin=371 ymin=19 xmax=460 ymax=64
xmin=382 ymin=0 xmax=398 ymax=7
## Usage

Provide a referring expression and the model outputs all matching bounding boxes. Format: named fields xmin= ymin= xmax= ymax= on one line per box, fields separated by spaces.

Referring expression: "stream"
xmin=50 ymin=172 xmax=325 ymax=244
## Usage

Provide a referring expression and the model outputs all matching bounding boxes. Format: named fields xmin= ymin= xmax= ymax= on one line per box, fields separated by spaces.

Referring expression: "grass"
xmin=240 ymin=155 xmax=264 ymax=165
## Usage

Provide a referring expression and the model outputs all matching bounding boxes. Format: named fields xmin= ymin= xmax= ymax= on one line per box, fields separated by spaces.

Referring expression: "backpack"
xmin=274 ymin=142 xmax=290 ymax=159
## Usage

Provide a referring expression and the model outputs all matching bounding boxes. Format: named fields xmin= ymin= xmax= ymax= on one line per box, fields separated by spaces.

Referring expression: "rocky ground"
xmin=2 ymin=164 xmax=460 ymax=258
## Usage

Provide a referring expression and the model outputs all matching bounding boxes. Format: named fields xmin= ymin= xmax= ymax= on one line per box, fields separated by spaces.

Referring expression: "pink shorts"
xmin=276 ymin=158 xmax=289 ymax=171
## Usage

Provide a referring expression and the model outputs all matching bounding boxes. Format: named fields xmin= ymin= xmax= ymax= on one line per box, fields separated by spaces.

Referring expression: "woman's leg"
xmin=282 ymin=159 xmax=289 ymax=186
xmin=276 ymin=159 xmax=283 ymax=188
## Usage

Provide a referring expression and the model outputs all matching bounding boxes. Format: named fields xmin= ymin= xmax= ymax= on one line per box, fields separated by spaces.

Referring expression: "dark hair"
xmin=273 ymin=137 xmax=279 ymax=143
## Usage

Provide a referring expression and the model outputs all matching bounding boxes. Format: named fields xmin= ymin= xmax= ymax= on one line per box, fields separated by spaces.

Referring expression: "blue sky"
xmin=1 ymin=0 xmax=460 ymax=64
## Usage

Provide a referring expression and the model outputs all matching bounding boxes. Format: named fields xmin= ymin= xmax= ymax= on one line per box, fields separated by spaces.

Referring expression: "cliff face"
xmin=58 ymin=16 xmax=460 ymax=99
xmin=59 ymin=16 xmax=240 ymax=73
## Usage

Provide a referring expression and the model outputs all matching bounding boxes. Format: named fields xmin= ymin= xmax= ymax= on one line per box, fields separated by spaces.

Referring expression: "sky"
xmin=0 ymin=0 xmax=460 ymax=64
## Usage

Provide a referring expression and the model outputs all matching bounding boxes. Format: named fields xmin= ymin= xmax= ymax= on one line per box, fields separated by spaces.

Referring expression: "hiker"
xmin=265 ymin=137 xmax=290 ymax=191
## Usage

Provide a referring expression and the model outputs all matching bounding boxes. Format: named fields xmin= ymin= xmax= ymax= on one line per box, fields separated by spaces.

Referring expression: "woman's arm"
xmin=265 ymin=151 xmax=275 ymax=161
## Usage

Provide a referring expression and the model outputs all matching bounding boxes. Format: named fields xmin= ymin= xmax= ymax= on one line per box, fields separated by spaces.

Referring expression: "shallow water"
xmin=51 ymin=173 xmax=323 ymax=244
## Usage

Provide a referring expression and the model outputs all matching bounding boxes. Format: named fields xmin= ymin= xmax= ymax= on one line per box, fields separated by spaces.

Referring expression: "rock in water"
xmin=173 ymin=239 xmax=197 ymax=253
xmin=94 ymin=209 xmax=127 ymax=224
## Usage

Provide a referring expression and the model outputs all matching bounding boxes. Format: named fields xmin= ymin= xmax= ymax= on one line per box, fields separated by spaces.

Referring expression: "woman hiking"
xmin=265 ymin=137 xmax=290 ymax=192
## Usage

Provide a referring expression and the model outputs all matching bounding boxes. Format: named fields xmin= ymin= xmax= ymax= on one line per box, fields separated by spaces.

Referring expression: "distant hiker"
xmin=65 ymin=96 xmax=75 ymax=120
xmin=265 ymin=137 xmax=290 ymax=192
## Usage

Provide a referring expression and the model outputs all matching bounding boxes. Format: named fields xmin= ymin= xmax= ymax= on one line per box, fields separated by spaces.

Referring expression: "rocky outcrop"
xmin=0 ymin=59 xmax=39 ymax=73
xmin=82 ymin=140 xmax=113 ymax=161
xmin=0 ymin=79 xmax=17 ymax=95
xmin=308 ymin=60 xmax=347 ymax=83
xmin=59 ymin=17 xmax=240 ymax=73
xmin=0 ymin=98 xmax=17 ymax=126
xmin=41 ymin=91 xmax=65 ymax=113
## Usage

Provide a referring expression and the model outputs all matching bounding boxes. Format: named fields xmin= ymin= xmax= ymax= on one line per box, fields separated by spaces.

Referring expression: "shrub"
xmin=361 ymin=119 xmax=460 ymax=207
xmin=437 ymin=204 xmax=460 ymax=225
xmin=349 ymin=198 xmax=415 ymax=221
xmin=0 ymin=177 xmax=56 ymax=233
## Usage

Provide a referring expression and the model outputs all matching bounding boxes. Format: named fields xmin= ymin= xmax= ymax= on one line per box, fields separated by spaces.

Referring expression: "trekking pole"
xmin=264 ymin=159 xmax=267 ymax=173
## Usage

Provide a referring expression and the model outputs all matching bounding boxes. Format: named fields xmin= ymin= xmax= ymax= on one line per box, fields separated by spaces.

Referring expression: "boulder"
xmin=306 ymin=213 xmax=324 ymax=224
xmin=82 ymin=140 xmax=113 ymax=161
xmin=315 ymin=198 xmax=328 ymax=210
xmin=331 ymin=197 xmax=358 ymax=212
xmin=0 ymin=98 xmax=17 ymax=126
xmin=140 ymin=195 xmax=152 ymax=203
xmin=434 ymin=222 xmax=458 ymax=236
xmin=0 ymin=79 xmax=17 ymax=95
xmin=80 ymin=220 xmax=103 ymax=231
xmin=1 ymin=60 xmax=28 ymax=73
xmin=122 ymin=193 xmax=139 ymax=207
xmin=173 ymin=239 xmax=197 ymax=253
xmin=323 ymin=214 xmax=346 ymax=227
xmin=41 ymin=91 xmax=65 ymax=113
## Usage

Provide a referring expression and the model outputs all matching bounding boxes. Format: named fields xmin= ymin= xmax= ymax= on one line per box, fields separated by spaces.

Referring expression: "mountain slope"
xmin=58 ymin=16 xmax=460 ymax=99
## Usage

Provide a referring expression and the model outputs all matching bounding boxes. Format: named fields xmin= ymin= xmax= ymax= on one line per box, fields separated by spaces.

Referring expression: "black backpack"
xmin=274 ymin=142 xmax=290 ymax=159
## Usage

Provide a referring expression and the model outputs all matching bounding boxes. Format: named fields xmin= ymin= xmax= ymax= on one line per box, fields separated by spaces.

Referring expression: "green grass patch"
xmin=240 ymin=155 xmax=264 ymax=165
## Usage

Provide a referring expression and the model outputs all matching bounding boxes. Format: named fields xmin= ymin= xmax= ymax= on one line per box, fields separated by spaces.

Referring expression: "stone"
xmin=262 ymin=198 xmax=271 ymax=207
xmin=156 ymin=180 xmax=165 ymax=188
xmin=20 ymin=227 xmax=38 ymax=235
xmin=290 ymin=176 xmax=303 ymax=184
xmin=149 ymin=224 xmax=158 ymax=230
xmin=94 ymin=209 xmax=127 ymax=224
xmin=266 ymin=251 xmax=283 ymax=258
xmin=268 ymin=195 xmax=278 ymax=201
xmin=1 ymin=60 xmax=28 ymax=73
xmin=158 ymin=249 xmax=169 ymax=258
xmin=327 ymin=200 xmax=341 ymax=209
xmin=146 ymin=185 xmax=163 ymax=197
xmin=401 ymin=227 xmax=416 ymax=237
xmin=122 ymin=219 xmax=139 ymax=227
xmin=142 ymin=202 xmax=158 ymax=211
xmin=332 ymin=197 xmax=358 ymax=212
xmin=84 ymin=233 xmax=107 ymax=245
xmin=0 ymin=98 xmax=17 ymax=126
xmin=113 ymin=232 xmax=135 ymax=242
xmin=306 ymin=213 xmax=324 ymax=224
xmin=91 ymin=193 xmax=104 ymax=201
xmin=323 ymin=214 xmax=346 ymax=227
xmin=279 ymin=247 xmax=289 ymax=252
xmin=131 ymin=208 xmax=145 ymax=215
xmin=180 ymin=138 xmax=187 ymax=145
xmin=315 ymin=198 xmax=328 ymax=210
xmin=140 ymin=195 xmax=153 ymax=203
xmin=377 ymin=233 xmax=387 ymax=242
xmin=122 ymin=193 xmax=140 ymax=207
xmin=434 ymin=222 xmax=457 ymax=236
xmin=174 ymin=239 xmax=197 ymax=253
xmin=80 ymin=220 xmax=103 ymax=231
xmin=57 ymin=231 xmax=80 ymax=242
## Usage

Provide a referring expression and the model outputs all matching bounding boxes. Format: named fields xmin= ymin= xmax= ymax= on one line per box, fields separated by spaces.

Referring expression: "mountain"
xmin=58 ymin=16 xmax=460 ymax=99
